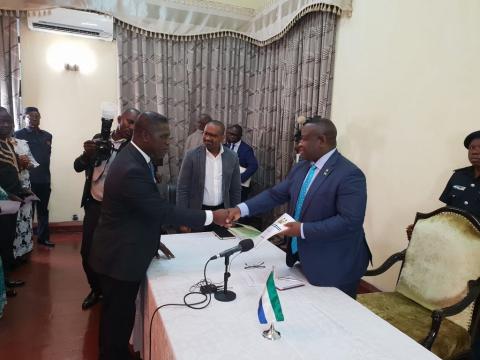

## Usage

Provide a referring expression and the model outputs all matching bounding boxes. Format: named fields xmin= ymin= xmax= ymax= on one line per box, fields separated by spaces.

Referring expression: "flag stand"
xmin=262 ymin=323 xmax=281 ymax=340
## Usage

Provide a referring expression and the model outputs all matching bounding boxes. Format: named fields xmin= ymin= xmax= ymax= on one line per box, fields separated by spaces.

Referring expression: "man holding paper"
xmin=227 ymin=117 xmax=371 ymax=298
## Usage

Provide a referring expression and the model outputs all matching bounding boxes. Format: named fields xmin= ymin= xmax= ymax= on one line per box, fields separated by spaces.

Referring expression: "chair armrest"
xmin=364 ymin=250 xmax=406 ymax=277
xmin=421 ymin=278 xmax=480 ymax=349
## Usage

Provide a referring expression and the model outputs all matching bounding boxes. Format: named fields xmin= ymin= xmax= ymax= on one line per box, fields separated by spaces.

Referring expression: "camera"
xmin=93 ymin=117 xmax=113 ymax=166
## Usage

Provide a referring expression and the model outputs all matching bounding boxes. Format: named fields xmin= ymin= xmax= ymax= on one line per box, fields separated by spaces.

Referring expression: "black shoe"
xmin=6 ymin=288 xmax=17 ymax=297
xmin=82 ymin=291 xmax=101 ymax=310
xmin=38 ymin=240 xmax=55 ymax=248
xmin=5 ymin=279 xmax=25 ymax=288
xmin=286 ymin=251 xmax=299 ymax=268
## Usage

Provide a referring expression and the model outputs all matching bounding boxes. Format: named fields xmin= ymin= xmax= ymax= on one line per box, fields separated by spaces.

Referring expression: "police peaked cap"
xmin=464 ymin=131 xmax=480 ymax=148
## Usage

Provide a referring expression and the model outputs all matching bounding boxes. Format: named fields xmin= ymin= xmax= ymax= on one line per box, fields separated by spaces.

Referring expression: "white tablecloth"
xmin=132 ymin=232 xmax=440 ymax=360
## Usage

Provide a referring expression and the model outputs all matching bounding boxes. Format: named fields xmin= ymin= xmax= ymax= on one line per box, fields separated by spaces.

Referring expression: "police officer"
xmin=15 ymin=107 xmax=54 ymax=247
xmin=440 ymin=130 xmax=480 ymax=218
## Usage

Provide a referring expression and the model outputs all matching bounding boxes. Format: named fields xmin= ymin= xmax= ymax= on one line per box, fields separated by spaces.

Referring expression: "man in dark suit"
xmin=74 ymin=108 xmax=140 ymax=310
xmin=89 ymin=112 xmax=230 ymax=360
xmin=15 ymin=107 xmax=54 ymax=247
xmin=177 ymin=120 xmax=241 ymax=232
xmin=227 ymin=117 xmax=371 ymax=298
xmin=225 ymin=124 xmax=258 ymax=201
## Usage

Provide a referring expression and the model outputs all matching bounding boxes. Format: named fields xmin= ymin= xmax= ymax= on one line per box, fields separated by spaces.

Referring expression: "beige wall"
xmin=331 ymin=0 xmax=480 ymax=290
xmin=20 ymin=21 xmax=118 ymax=222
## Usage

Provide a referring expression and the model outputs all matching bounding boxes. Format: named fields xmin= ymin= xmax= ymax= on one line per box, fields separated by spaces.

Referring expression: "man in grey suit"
xmin=177 ymin=120 xmax=241 ymax=232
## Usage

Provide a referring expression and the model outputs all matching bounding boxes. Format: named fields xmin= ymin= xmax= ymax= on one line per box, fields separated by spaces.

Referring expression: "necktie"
xmin=148 ymin=161 xmax=156 ymax=182
xmin=291 ymin=164 xmax=317 ymax=254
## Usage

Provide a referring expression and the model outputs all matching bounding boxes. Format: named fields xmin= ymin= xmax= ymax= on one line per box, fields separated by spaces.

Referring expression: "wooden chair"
xmin=358 ymin=207 xmax=480 ymax=360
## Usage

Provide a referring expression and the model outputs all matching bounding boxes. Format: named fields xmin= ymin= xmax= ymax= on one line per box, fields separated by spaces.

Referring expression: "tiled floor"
xmin=0 ymin=232 xmax=99 ymax=360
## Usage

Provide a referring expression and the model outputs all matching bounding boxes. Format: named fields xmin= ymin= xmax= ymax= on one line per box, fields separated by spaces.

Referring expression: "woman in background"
xmin=11 ymin=137 xmax=39 ymax=260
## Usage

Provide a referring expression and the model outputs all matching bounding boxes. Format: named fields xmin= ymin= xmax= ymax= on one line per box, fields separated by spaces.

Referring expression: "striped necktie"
xmin=291 ymin=164 xmax=317 ymax=254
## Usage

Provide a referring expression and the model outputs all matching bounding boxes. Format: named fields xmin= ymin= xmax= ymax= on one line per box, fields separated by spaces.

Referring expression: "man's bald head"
xmin=115 ymin=107 xmax=141 ymax=140
xmin=133 ymin=112 xmax=170 ymax=162
xmin=134 ymin=112 xmax=168 ymax=134
xmin=297 ymin=116 xmax=337 ymax=162
xmin=304 ymin=116 xmax=337 ymax=147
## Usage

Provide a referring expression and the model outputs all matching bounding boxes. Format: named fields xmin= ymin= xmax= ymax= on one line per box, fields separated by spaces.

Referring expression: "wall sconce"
xmin=64 ymin=63 xmax=79 ymax=71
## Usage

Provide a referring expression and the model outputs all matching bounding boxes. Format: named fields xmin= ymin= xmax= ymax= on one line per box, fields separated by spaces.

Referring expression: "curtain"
xmin=0 ymin=15 xmax=20 ymax=128
xmin=0 ymin=0 xmax=351 ymax=42
xmin=118 ymin=11 xmax=336 ymax=194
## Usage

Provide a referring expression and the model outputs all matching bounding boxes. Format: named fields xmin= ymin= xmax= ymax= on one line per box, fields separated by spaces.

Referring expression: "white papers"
xmin=252 ymin=213 xmax=296 ymax=248
xmin=0 ymin=200 xmax=21 ymax=215
xmin=275 ymin=276 xmax=305 ymax=291
xmin=239 ymin=166 xmax=251 ymax=187
xmin=242 ymin=266 xmax=305 ymax=290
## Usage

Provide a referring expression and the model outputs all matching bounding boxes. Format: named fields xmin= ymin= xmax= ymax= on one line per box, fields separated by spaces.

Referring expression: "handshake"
xmin=212 ymin=207 xmax=242 ymax=227
xmin=179 ymin=207 xmax=242 ymax=233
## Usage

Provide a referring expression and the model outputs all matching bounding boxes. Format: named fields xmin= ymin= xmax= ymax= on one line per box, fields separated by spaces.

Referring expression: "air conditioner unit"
xmin=27 ymin=8 xmax=113 ymax=41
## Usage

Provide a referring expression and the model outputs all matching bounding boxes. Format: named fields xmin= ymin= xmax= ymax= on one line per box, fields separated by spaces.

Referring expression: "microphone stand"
xmin=214 ymin=254 xmax=236 ymax=302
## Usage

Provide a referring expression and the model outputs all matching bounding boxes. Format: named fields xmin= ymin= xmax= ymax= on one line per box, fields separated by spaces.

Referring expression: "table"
xmin=132 ymin=232 xmax=440 ymax=360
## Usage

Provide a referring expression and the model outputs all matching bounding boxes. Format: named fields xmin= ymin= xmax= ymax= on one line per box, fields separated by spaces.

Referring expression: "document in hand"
xmin=228 ymin=223 xmax=261 ymax=239
xmin=253 ymin=213 xmax=296 ymax=247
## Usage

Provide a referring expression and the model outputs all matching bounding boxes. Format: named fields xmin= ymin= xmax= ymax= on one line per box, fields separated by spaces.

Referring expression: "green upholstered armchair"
xmin=358 ymin=207 xmax=480 ymax=360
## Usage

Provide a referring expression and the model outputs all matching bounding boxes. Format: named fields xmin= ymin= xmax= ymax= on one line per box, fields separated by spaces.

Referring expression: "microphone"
xmin=210 ymin=239 xmax=254 ymax=260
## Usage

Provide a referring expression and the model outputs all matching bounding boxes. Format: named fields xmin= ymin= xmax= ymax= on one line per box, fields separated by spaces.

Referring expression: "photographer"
xmin=74 ymin=108 xmax=140 ymax=310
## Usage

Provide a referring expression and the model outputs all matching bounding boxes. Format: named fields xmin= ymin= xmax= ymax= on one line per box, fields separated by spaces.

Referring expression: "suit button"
xmin=471 ymin=184 xmax=476 ymax=188
xmin=464 ymin=201 xmax=469 ymax=205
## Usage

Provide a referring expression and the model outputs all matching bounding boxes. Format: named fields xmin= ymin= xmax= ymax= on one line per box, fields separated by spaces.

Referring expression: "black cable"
xmin=148 ymin=258 xmax=216 ymax=360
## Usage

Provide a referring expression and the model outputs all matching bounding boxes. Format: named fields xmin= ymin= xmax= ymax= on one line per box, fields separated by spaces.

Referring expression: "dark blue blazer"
xmin=225 ymin=141 xmax=258 ymax=183
xmin=245 ymin=150 xmax=370 ymax=287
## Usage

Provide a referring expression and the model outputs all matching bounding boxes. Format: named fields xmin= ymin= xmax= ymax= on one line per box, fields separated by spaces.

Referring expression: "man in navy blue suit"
xmin=225 ymin=124 xmax=258 ymax=202
xmin=227 ymin=117 xmax=371 ymax=298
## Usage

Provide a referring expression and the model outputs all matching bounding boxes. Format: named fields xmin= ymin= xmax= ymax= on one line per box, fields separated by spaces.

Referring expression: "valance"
xmin=0 ymin=0 xmax=352 ymax=44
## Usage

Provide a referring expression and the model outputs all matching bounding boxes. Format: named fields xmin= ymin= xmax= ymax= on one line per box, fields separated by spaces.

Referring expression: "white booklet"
xmin=252 ymin=213 xmax=296 ymax=248
xmin=275 ymin=276 xmax=305 ymax=291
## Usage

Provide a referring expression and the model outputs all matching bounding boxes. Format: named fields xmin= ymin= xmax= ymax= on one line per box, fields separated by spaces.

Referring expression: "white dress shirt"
xmin=228 ymin=140 xmax=241 ymax=153
xmin=131 ymin=140 xmax=214 ymax=226
xmin=238 ymin=148 xmax=337 ymax=238
xmin=203 ymin=146 xmax=224 ymax=206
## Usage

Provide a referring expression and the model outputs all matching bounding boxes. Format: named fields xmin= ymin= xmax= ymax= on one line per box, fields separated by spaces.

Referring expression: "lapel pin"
xmin=323 ymin=168 xmax=330 ymax=176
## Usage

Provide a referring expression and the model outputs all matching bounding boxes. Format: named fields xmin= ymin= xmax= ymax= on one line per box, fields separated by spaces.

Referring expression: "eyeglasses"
xmin=244 ymin=261 xmax=265 ymax=269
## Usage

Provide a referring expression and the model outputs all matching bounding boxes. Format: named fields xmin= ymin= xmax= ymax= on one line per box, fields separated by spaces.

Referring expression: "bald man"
xmin=89 ymin=112 xmax=230 ymax=360
xmin=227 ymin=116 xmax=371 ymax=298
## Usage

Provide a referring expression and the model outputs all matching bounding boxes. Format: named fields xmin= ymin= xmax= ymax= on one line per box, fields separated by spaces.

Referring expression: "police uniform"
xmin=440 ymin=167 xmax=480 ymax=218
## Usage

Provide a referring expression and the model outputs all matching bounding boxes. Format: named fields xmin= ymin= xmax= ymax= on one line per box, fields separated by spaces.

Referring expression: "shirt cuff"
xmin=204 ymin=210 xmax=213 ymax=226
xmin=300 ymin=223 xmax=305 ymax=239
xmin=237 ymin=203 xmax=250 ymax=217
